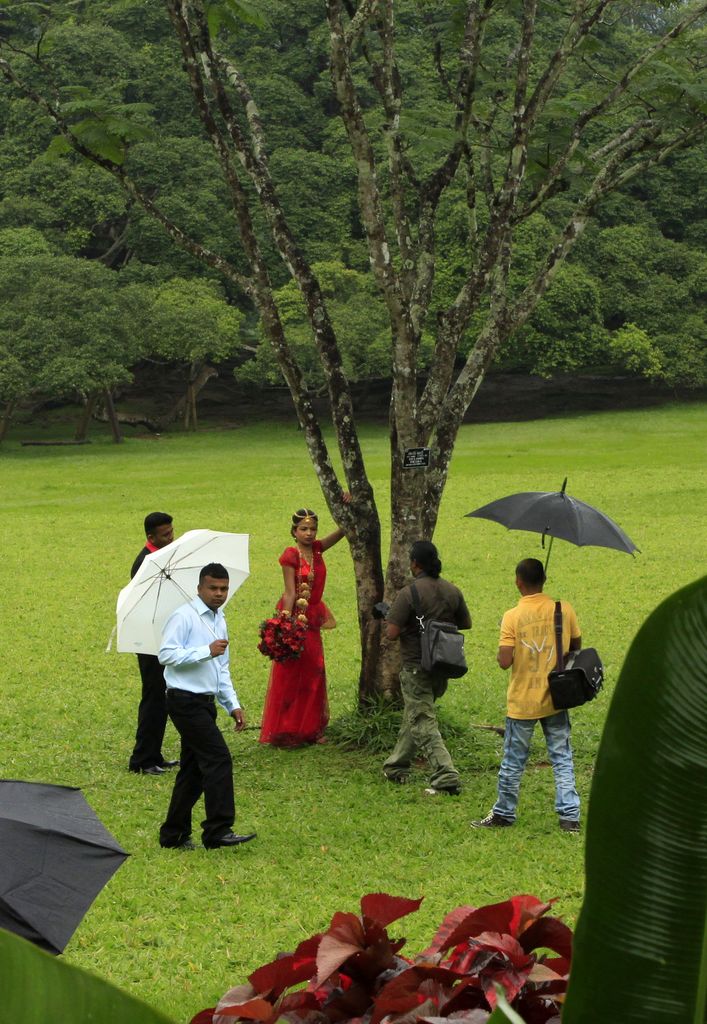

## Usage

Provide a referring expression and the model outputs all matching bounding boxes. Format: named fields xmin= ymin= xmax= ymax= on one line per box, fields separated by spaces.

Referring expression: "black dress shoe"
xmin=138 ymin=765 xmax=167 ymax=776
xmin=204 ymin=831 xmax=257 ymax=849
xmin=160 ymin=760 xmax=180 ymax=769
xmin=160 ymin=837 xmax=196 ymax=850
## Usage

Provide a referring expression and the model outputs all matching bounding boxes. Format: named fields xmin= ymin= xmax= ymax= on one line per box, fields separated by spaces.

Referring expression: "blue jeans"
xmin=493 ymin=712 xmax=580 ymax=822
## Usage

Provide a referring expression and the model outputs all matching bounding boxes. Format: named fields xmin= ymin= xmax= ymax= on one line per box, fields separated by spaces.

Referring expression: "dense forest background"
xmin=0 ymin=0 xmax=705 ymax=435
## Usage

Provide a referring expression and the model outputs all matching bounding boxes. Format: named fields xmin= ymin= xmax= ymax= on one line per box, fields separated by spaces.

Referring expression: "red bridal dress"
xmin=259 ymin=541 xmax=330 ymax=747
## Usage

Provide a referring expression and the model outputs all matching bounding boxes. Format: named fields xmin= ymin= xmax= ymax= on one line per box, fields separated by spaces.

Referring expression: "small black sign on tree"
xmin=403 ymin=447 xmax=431 ymax=469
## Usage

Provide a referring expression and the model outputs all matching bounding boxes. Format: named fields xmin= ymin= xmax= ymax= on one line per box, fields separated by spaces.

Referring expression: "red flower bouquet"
xmin=258 ymin=614 xmax=307 ymax=662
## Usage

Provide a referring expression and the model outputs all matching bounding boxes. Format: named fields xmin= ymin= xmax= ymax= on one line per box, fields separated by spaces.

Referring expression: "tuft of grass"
xmin=329 ymin=694 xmax=469 ymax=754
xmin=329 ymin=695 xmax=404 ymax=752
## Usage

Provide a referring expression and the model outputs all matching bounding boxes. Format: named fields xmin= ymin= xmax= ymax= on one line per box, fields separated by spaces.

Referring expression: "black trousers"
xmin=159 ymin=690 xmax=235 ymax=847
xmin=129 ymin=654 xmax=169 ymax=771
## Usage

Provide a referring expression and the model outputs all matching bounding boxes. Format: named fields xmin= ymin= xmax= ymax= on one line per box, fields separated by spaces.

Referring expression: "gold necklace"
xmin=295 ymin=547 xmax=314 ymax=624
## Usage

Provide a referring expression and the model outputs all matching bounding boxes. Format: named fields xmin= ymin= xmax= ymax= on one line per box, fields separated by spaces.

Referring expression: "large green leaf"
xmin=0 ymin=927 xmax=176 ymax=1024
xmin=563 ymin=575 xmax=707 ymax=1023
xmin=206 ymin=0 xmax=268 ymax=36
xmin=487 ymin=985 xmax=529 ymax=1023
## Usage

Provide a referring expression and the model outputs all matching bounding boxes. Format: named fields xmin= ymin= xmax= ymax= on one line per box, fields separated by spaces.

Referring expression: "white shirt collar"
xmin=192 ymin=596 xmax=221 ymax=617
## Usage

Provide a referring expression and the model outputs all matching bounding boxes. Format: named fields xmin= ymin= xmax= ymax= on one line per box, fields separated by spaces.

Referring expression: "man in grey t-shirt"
xmin=383 ymin=540 xmax=471 ymax=795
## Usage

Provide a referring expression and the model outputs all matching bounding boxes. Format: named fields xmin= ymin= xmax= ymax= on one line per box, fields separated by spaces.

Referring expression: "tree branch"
xmin=374 ymin=0 xmax=417 ymax=300
xmin=608 ymin=119 xmax=707 ymax=191
xmin=410 ymin=0 xmax=494 ymax=432
xmin=423 ymin=231 xmax=512 ymax=532
xmin=345 ymin=0 xmax=378 ymax=50
xmin=326 ymin=0 xmax=403 ymax=312
xmin=327 ymin=0 xmax=419 ymax=448
xmin=513 ymin=0 xmax=707 ymax=223
xmin=166 ymin=1 xmax=370 ymax=525
xmin=522 ymin=0 xmax=615 ymax=133
xmin=420 ymin=109 xmax=703 ymax=507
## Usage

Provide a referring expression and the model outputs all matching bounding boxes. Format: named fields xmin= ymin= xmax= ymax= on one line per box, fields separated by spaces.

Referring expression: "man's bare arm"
xmin=497 ymin=646 xmax=514 ymax=670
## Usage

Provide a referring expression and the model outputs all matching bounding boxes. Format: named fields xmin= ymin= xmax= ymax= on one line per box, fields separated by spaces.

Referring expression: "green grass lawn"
xmin=1 ymin=403 xmax=704 ymax=1022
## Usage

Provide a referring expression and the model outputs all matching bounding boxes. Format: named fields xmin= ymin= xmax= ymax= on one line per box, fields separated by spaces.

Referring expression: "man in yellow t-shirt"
xmin=472 ymin=558 xmax=582 ymax=833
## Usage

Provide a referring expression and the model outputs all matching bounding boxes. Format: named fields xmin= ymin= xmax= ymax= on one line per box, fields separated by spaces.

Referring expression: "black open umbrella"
xmin=466 ymin=478 xmax=639 ymax=570
xmin=0 ymin=780 xmax=129 ymax=955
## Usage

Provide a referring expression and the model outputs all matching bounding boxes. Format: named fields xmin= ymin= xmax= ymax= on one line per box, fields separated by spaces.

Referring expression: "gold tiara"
xmin=298 ymin=515 xmax=317 ymax=527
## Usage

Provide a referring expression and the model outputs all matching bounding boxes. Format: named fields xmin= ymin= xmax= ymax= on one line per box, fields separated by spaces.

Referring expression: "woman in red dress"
xmin=259 ymin=507 xmax=347 ymax=747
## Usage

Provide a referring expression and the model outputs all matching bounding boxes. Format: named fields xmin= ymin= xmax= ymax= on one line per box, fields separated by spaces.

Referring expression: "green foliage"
xmin=0 ymin=341 xmax=29 ymax=404
xmin=269 ymin=149 xmax=357 ymax=263
xmin=0 ymin=252 xmax=140 ymax=400
xmin=636 ymin=147 xmax=707 ymax=247
xmin=328 ymin=694 xmax=404 ymax=753
xmin=0 ymin=927 xmax=175 ymax=1024
xmin=503 ymin=264 xmax=608 ymax=377
xmin=563 ymin=576 xmax=707 ymax=1023
xmin=329 ymin=693 xmax=467 ymax=754
xmin=237 ymin=261 xmax=392 ymax=386
xmin=206 ymin=0 xmax=269 ymax=39
xmin=579 ymin=224 xmax=707 ymax=387
xmin=143 ymin=277 xmax=244 ymax=366
xmin=57 ymin=91 xmax=154 ymax=165
xmin=488 ymin=987 xmax=530 ymax=1024
xmin=247 ymin=76 xmax=323 ymax=152
xmin=123 ymin=137 xmax=238 ymax=276
xmin=608 ymin=323 xmax=663 ymax=379
xmin=1 ymin=0 xmax=704 ymax=391
xmin=0 ymin=156 xmax=128 ymax=257
xmin=0 ymin=225 xmax=52 ymax=258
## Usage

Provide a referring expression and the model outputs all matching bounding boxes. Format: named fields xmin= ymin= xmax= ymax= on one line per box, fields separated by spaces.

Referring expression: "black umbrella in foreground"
xmin=0 ymin=780 xmax=129 ymax=955
xmin=466 ymin=478 xmax=639 ymax=570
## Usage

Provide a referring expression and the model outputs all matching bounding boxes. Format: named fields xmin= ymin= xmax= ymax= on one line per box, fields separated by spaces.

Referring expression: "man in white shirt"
xmin=158 ymin=562 xmax=256 ymax=850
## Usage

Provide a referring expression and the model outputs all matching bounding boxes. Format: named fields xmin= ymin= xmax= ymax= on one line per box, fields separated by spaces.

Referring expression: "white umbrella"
xmin=116 ymin=529 xmax=249 ymax=655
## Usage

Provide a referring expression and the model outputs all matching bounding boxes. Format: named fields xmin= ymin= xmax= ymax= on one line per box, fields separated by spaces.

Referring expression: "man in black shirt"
xmin=128 ymin=511 xmax=179 ymax=775
xmin=384 ymin=540 xmax=471 ymax=795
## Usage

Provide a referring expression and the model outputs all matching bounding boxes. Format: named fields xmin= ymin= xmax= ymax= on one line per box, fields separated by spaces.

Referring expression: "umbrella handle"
xmin=544 ymin=534 xmax=554 ymax=574
xmin=105 ymin=624 xmax=117 ymax=653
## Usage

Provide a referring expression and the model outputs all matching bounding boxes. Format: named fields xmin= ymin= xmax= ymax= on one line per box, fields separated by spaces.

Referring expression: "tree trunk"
xmin=376 ymin=455 xmax=430 ymax=698
xmin=183 ymin=361 xmax=200 ymax=430
xmin=348 ymin=525 xmax=393 ymax=705
xmin=74 ymin=392 xmax=98 ymax=442
xmin=165 ymin=362 xmax=216 ymax=429
xmin=0 ymin=400 xmax=17 ymax=443
xmin=103 ymin=389 xmax=123 ymax=444
xmin=189 ymin=377 xmax=198 ymax=430
xmin=387 ymin=454 xmax=428 ymax=586
xmin=93 ymin=408 xmax=162 ymax=432
xmin=184 ymin=381 xmax=193 ymax=429
xmin=384 ymin=413 xmax=429 ymax=577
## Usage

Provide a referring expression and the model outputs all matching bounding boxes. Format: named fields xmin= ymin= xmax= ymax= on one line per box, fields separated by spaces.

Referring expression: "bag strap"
xmin=410 ymin=582 xmax=426 ymax=634
xmin=554 ymin=601 xmax=565 ymax=672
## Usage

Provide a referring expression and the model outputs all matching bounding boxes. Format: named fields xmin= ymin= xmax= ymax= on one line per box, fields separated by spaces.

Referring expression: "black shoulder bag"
xmin=410 ymin=582 xmax=468 ymax=679
xmin=548 ymin=602 xmax=604 ymax=710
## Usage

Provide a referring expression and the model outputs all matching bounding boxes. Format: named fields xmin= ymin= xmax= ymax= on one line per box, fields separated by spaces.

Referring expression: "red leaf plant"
xmin=190 ymin=893 xmax=572 ymax=1024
